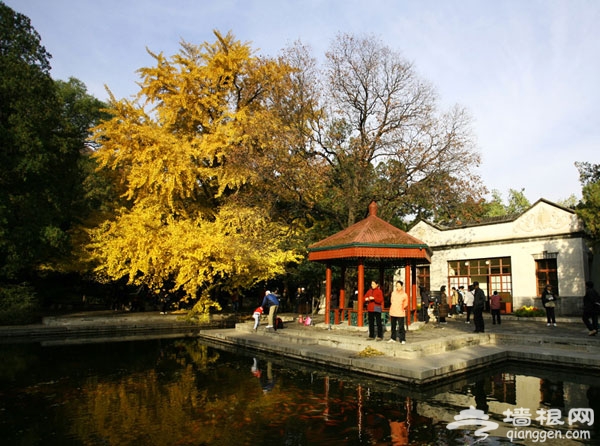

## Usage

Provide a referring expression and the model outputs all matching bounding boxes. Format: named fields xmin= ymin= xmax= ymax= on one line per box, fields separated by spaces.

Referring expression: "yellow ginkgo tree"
xmin=88 ymin=31 xmax=325 ymax=319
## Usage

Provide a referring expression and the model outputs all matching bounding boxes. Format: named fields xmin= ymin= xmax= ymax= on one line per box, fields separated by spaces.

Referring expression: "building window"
xmin=417 ymin=266 xmax=430 ymax=292
xmin=447 ymin=257 xmax=512 ymax=295
xmin=490 ymin=274 xmax=512 ymax=294
xmin=535 ymin=258 xmax=558 ymax=297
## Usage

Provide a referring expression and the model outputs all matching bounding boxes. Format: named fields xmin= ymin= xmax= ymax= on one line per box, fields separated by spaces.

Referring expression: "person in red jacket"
xmin=365 ymin=280 xmax=384 ymax=340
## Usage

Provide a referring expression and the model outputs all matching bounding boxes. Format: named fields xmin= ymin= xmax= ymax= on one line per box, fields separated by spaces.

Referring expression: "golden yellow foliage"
xmin=356 ymin=346 xmax=385 ymax=357
xmin=88 ymin=31 xmax=323 ymax=316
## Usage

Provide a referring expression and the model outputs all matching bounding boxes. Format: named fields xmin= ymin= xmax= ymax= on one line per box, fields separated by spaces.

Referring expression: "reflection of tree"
xmin=61 ymin=346 xmax=300 ymax=445
xmin=16 ymin=340 xmax=442 ymax=444
xmin=66 ymin=365 xmax=281 ymax=445
xmin=176 ymin=340 xmax=220 ymax=370
xmin=0 ymin=345 xmax=38 ymax=382
xmin=68 ymin=368 xmax=199 ymax=445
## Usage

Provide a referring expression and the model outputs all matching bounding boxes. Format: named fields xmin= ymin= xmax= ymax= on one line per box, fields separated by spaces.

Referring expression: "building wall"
xmin=408 ymin=200 xmax=589 ymax=315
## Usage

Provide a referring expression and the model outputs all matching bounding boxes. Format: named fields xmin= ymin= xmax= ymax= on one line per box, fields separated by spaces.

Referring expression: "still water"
xmin=0 ymin=337 xmax=598 ymax=446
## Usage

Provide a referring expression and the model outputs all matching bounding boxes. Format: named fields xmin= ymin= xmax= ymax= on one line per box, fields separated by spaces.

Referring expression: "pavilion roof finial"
xmin=368 ymin=200 xmax=378 ymax=217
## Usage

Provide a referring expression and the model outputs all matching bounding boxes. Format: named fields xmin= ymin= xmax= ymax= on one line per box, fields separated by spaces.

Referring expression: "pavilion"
xmin=307 ymin=201 xmax=431 ymax=327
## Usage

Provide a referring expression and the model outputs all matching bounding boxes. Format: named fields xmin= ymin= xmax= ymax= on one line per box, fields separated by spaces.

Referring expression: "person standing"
xmin=331 ymin=290 xmax=340 ymax=311
xmin=231 ymin=291 xmax=240 ymax=313
xmin=582 ymin=281 xmax=600 ymax=336
xmin=278 ymin=289 xmax=287 ymax=312
xmin=365 ymin=280 xmax=384 ymax=341
xmin=438 ymin=285 xmax=449 ymax=324
xmin=490 ymin=291 xmax=502 ymax=325
xmin=388 ymin=281 xmax=409 ymax=344
xmin=294 ymin=287 xmax=303 ymax=313
xmin=261 ymin=290 xmax=280 ymax=331
xmin=463 ymin=285 xmax=475 ymax=324
xmin=451 ymin=287 xmax=460 ymax=315
xmin=457 ymin=286 xmax=465 ymax=314
xmin=472 ymin=281 xmax=486 ymax=333
xmin=420 ymin=287 xmax=430 ymax=323
xmin=541 ymin=284 xmax=557 ymax=327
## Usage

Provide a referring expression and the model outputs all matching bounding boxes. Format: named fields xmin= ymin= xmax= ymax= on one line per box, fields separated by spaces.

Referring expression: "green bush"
xmin=0 ymin=283 xmax=41 ymax=325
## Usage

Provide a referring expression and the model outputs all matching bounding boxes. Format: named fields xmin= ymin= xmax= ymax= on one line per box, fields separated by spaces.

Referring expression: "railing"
xmin=329 ymin=308 xmax=390 ymax=326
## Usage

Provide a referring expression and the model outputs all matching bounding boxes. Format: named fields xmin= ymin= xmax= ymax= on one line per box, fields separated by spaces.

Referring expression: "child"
xmin=252 ymin=306 xmax=264 ymax=331
xmin=427 ymin=304 xmax=437 ymax=323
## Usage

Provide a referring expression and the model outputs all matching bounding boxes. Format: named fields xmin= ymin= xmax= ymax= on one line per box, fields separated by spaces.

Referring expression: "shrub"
xmin=514 ymin=305 xmax=546 ymax=317
xmin=0 ymin=283 xmax=41 ymax=325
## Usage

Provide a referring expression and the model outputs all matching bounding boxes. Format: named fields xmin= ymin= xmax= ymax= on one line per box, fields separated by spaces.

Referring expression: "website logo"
xmin=446 ymin=406 xmax=594 ymax=444
xmin=446 ymin=406 xmax=499 ymax=443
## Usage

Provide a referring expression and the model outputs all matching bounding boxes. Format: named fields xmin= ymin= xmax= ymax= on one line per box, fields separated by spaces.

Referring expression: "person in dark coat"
xmin=541 ymin=284 xmax=557 ymax=327
xmin=472 ymin=281 xmax=486 ymax=333
xmin=438 ymin=285 xmax=449 ymax=324
xmin=420 ymin=287 xmax=430 ymax=323
xmin=582 ymin=281 xmax=600 ymax=336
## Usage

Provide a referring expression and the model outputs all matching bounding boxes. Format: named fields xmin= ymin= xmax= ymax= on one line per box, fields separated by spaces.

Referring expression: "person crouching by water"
xmin=388 ymin=281 xmax=408 ymax=344
xmin=261 ymin=290 xmax=280 ymax=332
xmin=541 ymin=284 xmax=557 ymax=327
xmin=365 ymin=280 xmax=384 ymax=341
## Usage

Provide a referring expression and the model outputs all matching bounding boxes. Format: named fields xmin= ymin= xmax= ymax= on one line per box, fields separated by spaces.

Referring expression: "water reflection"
xmin=0 ymin=338 xmax=596 ymax=445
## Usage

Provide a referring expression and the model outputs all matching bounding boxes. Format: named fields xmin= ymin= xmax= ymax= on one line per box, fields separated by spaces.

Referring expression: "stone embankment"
xmin=0 ymin=311 xmax=233 ymax=345
xmin=199 ymin=313 xmax=600 ymax=385
xmin=1 ymin=311 xmax=598 ymax=385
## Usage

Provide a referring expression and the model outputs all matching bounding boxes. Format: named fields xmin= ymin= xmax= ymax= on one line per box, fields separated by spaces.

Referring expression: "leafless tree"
xmin=309 ymin=33 xmax=485 ymax=227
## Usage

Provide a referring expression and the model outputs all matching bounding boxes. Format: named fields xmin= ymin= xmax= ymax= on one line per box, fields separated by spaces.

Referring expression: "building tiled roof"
xmin=308 ymin=201 xmax=431 ymax=265
xmin=420 ymin=199 xmax=576 ymax=231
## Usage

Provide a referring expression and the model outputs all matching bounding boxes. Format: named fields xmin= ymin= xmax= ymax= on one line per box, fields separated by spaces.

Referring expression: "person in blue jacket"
xmin=261 ymin=290 xmax=280 ymax=331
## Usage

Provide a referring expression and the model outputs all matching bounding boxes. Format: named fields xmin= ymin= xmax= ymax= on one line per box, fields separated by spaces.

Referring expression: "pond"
xmin=0 ymin=337 xmax=598 ymax=445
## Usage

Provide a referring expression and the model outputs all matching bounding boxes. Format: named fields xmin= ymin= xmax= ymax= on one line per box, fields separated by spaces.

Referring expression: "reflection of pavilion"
xmin=314 ymin=361 xmax=596 ymax=443
xmin=356 ymin=384 xmax=413 ymax=444
xmin=308 ymin=201 xmax=431 ymax=327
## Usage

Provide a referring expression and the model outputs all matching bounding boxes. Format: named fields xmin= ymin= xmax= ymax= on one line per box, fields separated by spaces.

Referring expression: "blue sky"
xmin=6 ymin=0 xmax=600 ymax=204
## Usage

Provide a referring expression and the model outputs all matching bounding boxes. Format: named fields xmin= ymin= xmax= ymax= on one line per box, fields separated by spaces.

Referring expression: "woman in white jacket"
xmin=463 ymin=285 xmax=475 ymax=324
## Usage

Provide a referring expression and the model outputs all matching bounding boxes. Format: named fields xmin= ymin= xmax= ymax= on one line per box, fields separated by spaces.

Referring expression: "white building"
xmin=407 ymin=199 xmax=590 ymax=315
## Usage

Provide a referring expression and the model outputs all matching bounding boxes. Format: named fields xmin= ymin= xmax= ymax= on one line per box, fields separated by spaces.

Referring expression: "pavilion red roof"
xmin=308 ymin=201 xmax=431 ymax=265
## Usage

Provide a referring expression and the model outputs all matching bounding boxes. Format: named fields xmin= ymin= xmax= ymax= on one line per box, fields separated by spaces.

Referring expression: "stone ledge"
xmin=202 ymin=323 xmax=600 ymax=385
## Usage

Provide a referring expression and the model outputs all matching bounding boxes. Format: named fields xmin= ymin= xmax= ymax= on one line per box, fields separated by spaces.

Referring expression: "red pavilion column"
xmin=411 ymin=262 xmax=418 ymax=323
xmin=405 ymin=264 xmax=411 ymax=326
xmin=338 ymin=266 xmax=346 ymax=324
xmin=325 ymin=264 xmax=332 ymax=325
xmin=357 ymin=260 xmax=365 ymax=327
